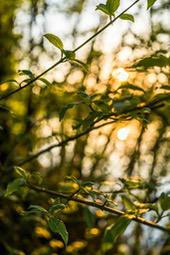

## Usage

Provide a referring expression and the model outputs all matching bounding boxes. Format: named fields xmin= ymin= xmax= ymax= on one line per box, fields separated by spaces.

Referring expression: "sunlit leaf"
xmin=15 ymin=166 xmax=29 ymax=179
xmin=38 ymin=78 xmax=52 ymax=87
xmin=106 ymin=0 xmax=120 ymax=15
xmin=18 ymin=69 xmax=34 ymax=78
xmin=120 ymin=177 xmax=146 ymax=189
xmin=65 ymin=176 xmax=80 ymax=185
xmin=132 ymin=54 xmax=170 ymax=70
xmin=121 ymin=195 xmax=136 ymax=211
xmin=48 ymin=217 xmax=68 ymax=245
xmin=120 ymin=13 xmax=134 ymax=22
xmin=117 ymin=83 xmax=145 ymax=92
xmin=159 ymin=193 xmax=170 ymax=211
xmin=0 ymin=79 xmax=18 ymax=86
xmin=96 ymin=4 xmax=110 ymax=15
xmin=147 ymin=0 xmax=158 ymax=9
xmin=102 ymin=217 xmax=131 ymax=251
xmin=96 ymin=0 xmax=120 ymax=16
xmin=59 ymin=103 xmax=77 ymax=121
xmin=44 ymin=33 xmax=64 ymax=50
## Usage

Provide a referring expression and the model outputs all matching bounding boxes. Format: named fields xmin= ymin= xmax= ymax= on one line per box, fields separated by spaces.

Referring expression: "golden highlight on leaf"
xmin=44 ymin=33 xmax=64 ymax=50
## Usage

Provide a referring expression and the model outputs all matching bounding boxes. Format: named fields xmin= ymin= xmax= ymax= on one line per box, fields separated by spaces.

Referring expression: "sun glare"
xmin=112 ymin=68 xmax=129 ymax=82
xmin=117 ymin=127 xmax=130 ymax=141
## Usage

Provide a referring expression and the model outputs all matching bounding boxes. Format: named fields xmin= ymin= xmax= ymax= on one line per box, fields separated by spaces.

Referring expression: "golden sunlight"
xmin=112 ymin=68 xmax=129 ymax=82
xmin=117 ymin=127 xmax=130 ymax=141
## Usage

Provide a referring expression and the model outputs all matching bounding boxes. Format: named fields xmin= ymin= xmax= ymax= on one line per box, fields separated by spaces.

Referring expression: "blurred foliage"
xmin=0 ymin=0 xmax=21 ymax=80
xmin=0 ymin=0 xmax=170 ymax=254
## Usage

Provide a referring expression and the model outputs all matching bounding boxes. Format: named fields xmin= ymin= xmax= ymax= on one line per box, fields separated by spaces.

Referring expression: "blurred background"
xmin=0 ymin=0 xmax=170 ymax=254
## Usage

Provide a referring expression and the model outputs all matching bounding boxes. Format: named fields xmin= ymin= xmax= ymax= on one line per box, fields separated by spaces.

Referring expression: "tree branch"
xmin=28 ymin=183 xmax=170 ymax=234
xmin=18 ymin=119 xmax=117 ymax=166
xmin=17 ymin=97 xmax=167 ymax=166
xmin=0 ymin=0 xmax=140 ymax=101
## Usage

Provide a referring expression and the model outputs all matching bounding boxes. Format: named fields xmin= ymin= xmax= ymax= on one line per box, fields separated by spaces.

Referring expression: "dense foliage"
xmin=0 ymin=0 xmax=170 ymax=254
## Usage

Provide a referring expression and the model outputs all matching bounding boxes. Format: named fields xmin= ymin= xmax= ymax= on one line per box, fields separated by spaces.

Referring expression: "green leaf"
xmin=120 ymin=13 xmax=134 ymax=22
xmin=28 ymin=205 xmax=48 ymax=214
xmin=18 ymin=69 xmax=34 ymax=78
xmin=96 ymin=4 xmax=110 ymax=15
xmin=44 ymin=33 xmax=64 ymax=50
xmin=112 ymin=97 xmax=140 ymax=114
xmin=48 ymin=217 xmax=68 ymax=245
xmin=121 ymin=195 xmax=136 ymax=211
xmin=117 ymin=83 xmax=145 ymax=92
xmin=149 ymin=93 xmax=170 ymax=105
xmin=78 ymin=91 xmax=91 ymax=103
xmin=96 ymin=0 xmax=120 ymax=16
xmin=4 ymin=178 xmax=26 ymax=197
xmin=81 ymin=181 xmax=95 ymax=187
xmin=120 ymin=177 xmax=146 ymax=189
xmin=102 ymin=217 xmax=131 ymax=252
xmin=0 ymin=79 xmax=18 ymax=86
xmin=132 ymin=54 xmax=170 ymax=70
xmin=38 ymin=78 xmax=52 ymax=87
xmin=65 ymin=176 xmax=80 ymax=185
xmin=93 ymin=100 xmax=111 ymax=113
xmin=159 ymin=193 xmax=170 ymax=211
xmin=160 ymin=85 xmax=170 ymax=91
xmin=63 ymin=50 xmax=76 ymax=60
xmin=59 ymin=103 xmax=76 ymax=121
xmin=83 ymin=207 xmax=96 ymax=228
xmin=106 ymin=0 xmax=120 ymax=15
xmin=49 ymin=203 xmax=66 ymax=214
xmin=15 ymin=166 xmax=29 ymax=179
xmin=81 ymin=112 xmax=98 ymax=129
xmin=147 ymin=0 xmax=158 ymax=9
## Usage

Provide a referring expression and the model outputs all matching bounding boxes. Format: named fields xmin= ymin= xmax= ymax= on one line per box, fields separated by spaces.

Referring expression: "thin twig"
xmin=28 ymin=183 xmax=170 ymax=233
xmin=18 ymin=119 xmax=116 ymax=165
xmin=17 ymin=98 xmax=167 ymax=166
xmin=0 ymin=0 xmax=140 ymax=101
